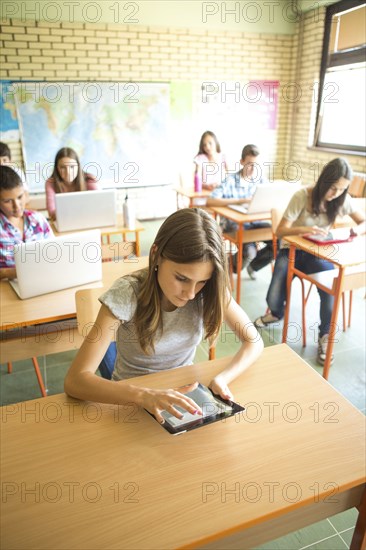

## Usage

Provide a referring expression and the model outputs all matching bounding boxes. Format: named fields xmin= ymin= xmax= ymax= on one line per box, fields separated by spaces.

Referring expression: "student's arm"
xmin=64 ymin=305 xmax=202 ymax=423
xmin=45 ymin=179 xmax=56 ymax=220
xmin=209 ymin=293 xmax=264 ymax=400
xmin=0 ymin=267 xmax=16 ymax=280
xmin=349 ymin=211 xmax=366 ymax=236
xmin=276 ymin=217 xmax=329 ymax=239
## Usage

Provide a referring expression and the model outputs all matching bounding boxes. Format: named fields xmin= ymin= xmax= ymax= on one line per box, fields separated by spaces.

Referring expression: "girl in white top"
xmin=194 ymin=131 xmax=228 ymax=190
xmin=254 ymin=158 xmax=365 ymax=365
xmin=65 ymin=208 xmax=263 ymax=424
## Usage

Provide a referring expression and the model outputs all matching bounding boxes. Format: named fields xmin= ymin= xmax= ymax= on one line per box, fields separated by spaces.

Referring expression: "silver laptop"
xmin=229 ymin=181 xmax=300 ymax=215
xmin=9 ymin=230 xmax=103 ymax=299
xmin=55 ymin=189 xmax=117 ymax=232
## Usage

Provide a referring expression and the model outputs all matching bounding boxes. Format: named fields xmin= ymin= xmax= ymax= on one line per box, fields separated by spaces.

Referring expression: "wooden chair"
xmin=6 ymin=357 xmax=47 ymax=397
xmin=348 ymin=174 xmax=366 ymax=198
xmin=271 ymin=208 xmax=356 ymax=347
xmin=75 ymin=288 xmax=216 ymax=364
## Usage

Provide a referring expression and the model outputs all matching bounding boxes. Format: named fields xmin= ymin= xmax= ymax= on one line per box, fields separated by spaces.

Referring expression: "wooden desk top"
xmin=283 ymin=235 xmax=366 ymax=268
xmin=210 ymin=205 xmax=271 ymax=224
xmin=1 ymin=344 xmax=365 ymax=550
xmin=0 ymin=256 xmax=148 ymax=329
xmin=173 ymin=186 xmax=212 ymax=199
xmin=51 ymin=214 xmax=145 ymax=237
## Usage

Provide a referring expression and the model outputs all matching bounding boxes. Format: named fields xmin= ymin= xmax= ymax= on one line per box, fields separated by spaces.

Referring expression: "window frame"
xmin=314 ymin=0 xmax=366 ymax=154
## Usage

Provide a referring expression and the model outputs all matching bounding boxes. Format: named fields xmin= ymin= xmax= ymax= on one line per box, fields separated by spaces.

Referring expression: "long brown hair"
xmin=311 ymin=158 xmax=352 ymax=225
xmin=132 ymin=208 xmax=230 ymax=354
xmin=50 ymin=147 xmax=86 ymax=193
xmin=198 ymin=131 xmax=221 ymax=155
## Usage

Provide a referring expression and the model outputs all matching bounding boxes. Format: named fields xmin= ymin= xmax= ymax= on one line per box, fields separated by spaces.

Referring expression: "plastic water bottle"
xmin=194 ymin=171 xmax=202 ymax=193
xmin=123 ymin=194 xmax=135 ymax=230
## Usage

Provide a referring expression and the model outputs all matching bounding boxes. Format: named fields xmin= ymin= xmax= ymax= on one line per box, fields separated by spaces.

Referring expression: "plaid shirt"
xmin=210 ymin=171 xmax=267 ymax=231
xmin=0 ymin=210 xmax=53 ymax=268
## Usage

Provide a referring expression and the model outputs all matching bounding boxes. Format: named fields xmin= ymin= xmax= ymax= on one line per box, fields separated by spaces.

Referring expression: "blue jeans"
xmin=98 ymin=342 xmax=117 ymax=380
xmin=267 ymin=249 xmax=335 ymax=337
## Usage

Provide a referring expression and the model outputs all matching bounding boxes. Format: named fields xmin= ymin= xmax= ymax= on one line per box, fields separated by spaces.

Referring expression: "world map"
xmin=2 ymin=82 xmax=170 ymax=192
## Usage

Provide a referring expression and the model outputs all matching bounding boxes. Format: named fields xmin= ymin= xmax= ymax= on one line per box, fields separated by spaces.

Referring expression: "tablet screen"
xmin=157 ymin=383 xmax=245 ymax=435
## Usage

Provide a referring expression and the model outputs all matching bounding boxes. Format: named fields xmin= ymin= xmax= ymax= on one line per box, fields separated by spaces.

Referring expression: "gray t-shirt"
xmin=99 ymin=270 xmax=204 ymax=380
xmin=280 ymin=187 xmax=356 ymax=249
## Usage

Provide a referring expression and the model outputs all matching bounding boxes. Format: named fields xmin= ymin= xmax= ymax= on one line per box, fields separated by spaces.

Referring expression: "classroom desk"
xmin=0 ymin=257 xmax=148 ymax=363
xmin=210 ymin=206 xmax=272 ymax=302
xmin=282 ymin=235 xmax=366 ymax=379
xmin=173 ymin=186 xmax=212 ymax=208
xmin=1 ymin=344 xmax=365 ymax=550
xmin=51 ymin=214 xmax=145 ymax=257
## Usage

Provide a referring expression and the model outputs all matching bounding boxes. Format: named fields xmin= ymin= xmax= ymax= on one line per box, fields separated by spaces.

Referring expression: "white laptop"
xmin=229 ymin=181 xmax=301 ymax=215
xmin=55 ymin=189 xmax=117 ymax=232
xmin=9 ymin=230 xmax=103 ymax=299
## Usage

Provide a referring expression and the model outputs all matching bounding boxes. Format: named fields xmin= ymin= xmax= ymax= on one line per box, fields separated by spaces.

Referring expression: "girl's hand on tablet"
xmin=209 ymin=376 xmax=233 ymax=402
xmin=142 ymin=384 xmax=202 ymax=424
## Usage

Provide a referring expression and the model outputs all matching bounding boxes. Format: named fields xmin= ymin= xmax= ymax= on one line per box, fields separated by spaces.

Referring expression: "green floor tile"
xmin=301 ymin=533 xmax=348 ymax=549
xmin=328 ymin=507 xmax=358 ymax=532
xmin=254 ymin=518 xmax=336 ymax=550
xmin=339 ymin=527 xmax=356 ymax=546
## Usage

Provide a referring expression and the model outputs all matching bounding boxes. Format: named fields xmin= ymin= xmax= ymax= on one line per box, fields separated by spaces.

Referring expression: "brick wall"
xmin=0 ymin=13 xmax=364 ymax=210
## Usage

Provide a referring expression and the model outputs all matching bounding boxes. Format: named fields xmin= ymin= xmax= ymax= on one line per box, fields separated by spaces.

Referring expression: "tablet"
xmin=155 ymin=383 xmax=245 ymax=435
xmin=303 ymin=228 xmax=355 ymax=245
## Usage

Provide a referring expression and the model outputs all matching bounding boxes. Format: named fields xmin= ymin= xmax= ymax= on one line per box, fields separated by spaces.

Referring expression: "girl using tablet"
xmin=45 ymin=147 xmax=98 ymax=220
xmin=65 ymin=208 xmax=263 ymax=423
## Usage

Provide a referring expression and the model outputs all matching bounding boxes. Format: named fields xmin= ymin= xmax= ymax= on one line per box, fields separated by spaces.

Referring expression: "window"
xmin=314 ymin=0 xmax=366 ymax=153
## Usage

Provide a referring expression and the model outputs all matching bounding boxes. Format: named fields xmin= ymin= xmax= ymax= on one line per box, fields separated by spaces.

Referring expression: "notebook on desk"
xmin=54 ymin=189 xmax=117 ymax=232
xmin=228 ymin=181 xmax=300 ymax=215
xmin=9 ymin=229 xmax=103 ymax=299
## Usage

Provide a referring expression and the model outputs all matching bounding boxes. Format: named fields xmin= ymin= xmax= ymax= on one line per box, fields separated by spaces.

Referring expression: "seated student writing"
xmin=254 ymin=158 xmax=365 ymax=365
xmin=65 ymin=208 xmax=263 ymax=423
xmin=207 ymin=144 xmax=272 ymax=279
xmin=194 ymin=131 xmax=228 ymax=191
xmin=45 ymin=147 xmax=98 ymax=220
xmin=0 ymin=141 xmax=28 ymax=190
xmin=0 ymin=166 xmax=53 ymax=280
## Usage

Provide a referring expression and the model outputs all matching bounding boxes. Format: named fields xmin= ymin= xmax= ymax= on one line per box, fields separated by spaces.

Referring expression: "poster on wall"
xmin=5 ymin=81 xmax=171 ymax=192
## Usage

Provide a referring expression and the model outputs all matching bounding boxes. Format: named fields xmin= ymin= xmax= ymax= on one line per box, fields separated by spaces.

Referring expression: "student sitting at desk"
xmin=254 ymin=158 xmax=365 ymax=365
xmin=0 ymin=141 xmax=28 ymax=190
xmin=206 ymin=144 xmax=272 ymax=279
xmin=194 ymin=131 xmax=228 ymax=190
xmin=45 ymin=147 xmax=98 ymax=220
xmin=0 ymin=166 xmax=53 ymax=280
xmin=65 ymin=208 xmax=263 ymax=423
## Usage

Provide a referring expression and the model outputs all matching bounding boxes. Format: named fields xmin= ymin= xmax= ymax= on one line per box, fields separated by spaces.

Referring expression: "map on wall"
xmin=4 ymin=82 xmax=170 ymax=192
xmin=0 ymin=81 xmax=20 ymax=142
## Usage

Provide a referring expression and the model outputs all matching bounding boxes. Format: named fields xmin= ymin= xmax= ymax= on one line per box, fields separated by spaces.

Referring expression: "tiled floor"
xmin=1 ymin=218 xmax=365 ymax=549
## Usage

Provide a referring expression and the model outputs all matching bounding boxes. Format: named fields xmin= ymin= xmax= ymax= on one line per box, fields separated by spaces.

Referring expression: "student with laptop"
xmin=65 ymin=208 xmax=263 ymax=424
xmin=45 ymin=147 xmax=98 ymax=220
xmin=0 ymin=166 xmax=53 ymax=280
xmin=206 ymin=144 xmax=272 ymax=279
xmin=254 ymin=158 xmax=365 ymax=365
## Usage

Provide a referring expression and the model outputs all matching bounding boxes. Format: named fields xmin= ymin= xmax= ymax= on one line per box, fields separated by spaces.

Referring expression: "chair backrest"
xmin=75 ymin=287 xmax=107 ymax=338
xmin=349 ymin=174 xmax=366 ymax=198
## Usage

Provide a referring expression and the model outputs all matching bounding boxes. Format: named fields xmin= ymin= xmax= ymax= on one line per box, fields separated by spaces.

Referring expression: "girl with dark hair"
xmin=254 ymin=158 xmax=365 ymax=365
xmin=0 ymin=166 xmax=52 ymax=279
xmin=45 ymin=147 xmax=98 ymax=220
xmin=65 ymin=208 xmax=263 ymax=423
xmin=194 ymin=131 xmax=228 ymax=190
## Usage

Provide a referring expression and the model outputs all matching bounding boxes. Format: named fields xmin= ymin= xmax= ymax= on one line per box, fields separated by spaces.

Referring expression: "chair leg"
xmin=342 ymin=292 xmax=346 ymax=332
xmin=300 ymin=279 xmax=307 ymax=347
xmin=7 ymin=362 xmax=12 ymax=374
xmin=31 ymin=357 xmax=47 ymax=397
xmin=348 ymin=290 xmax=353 ymax=328
xmin=209 ymin=346 xmax=216 ymax=360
